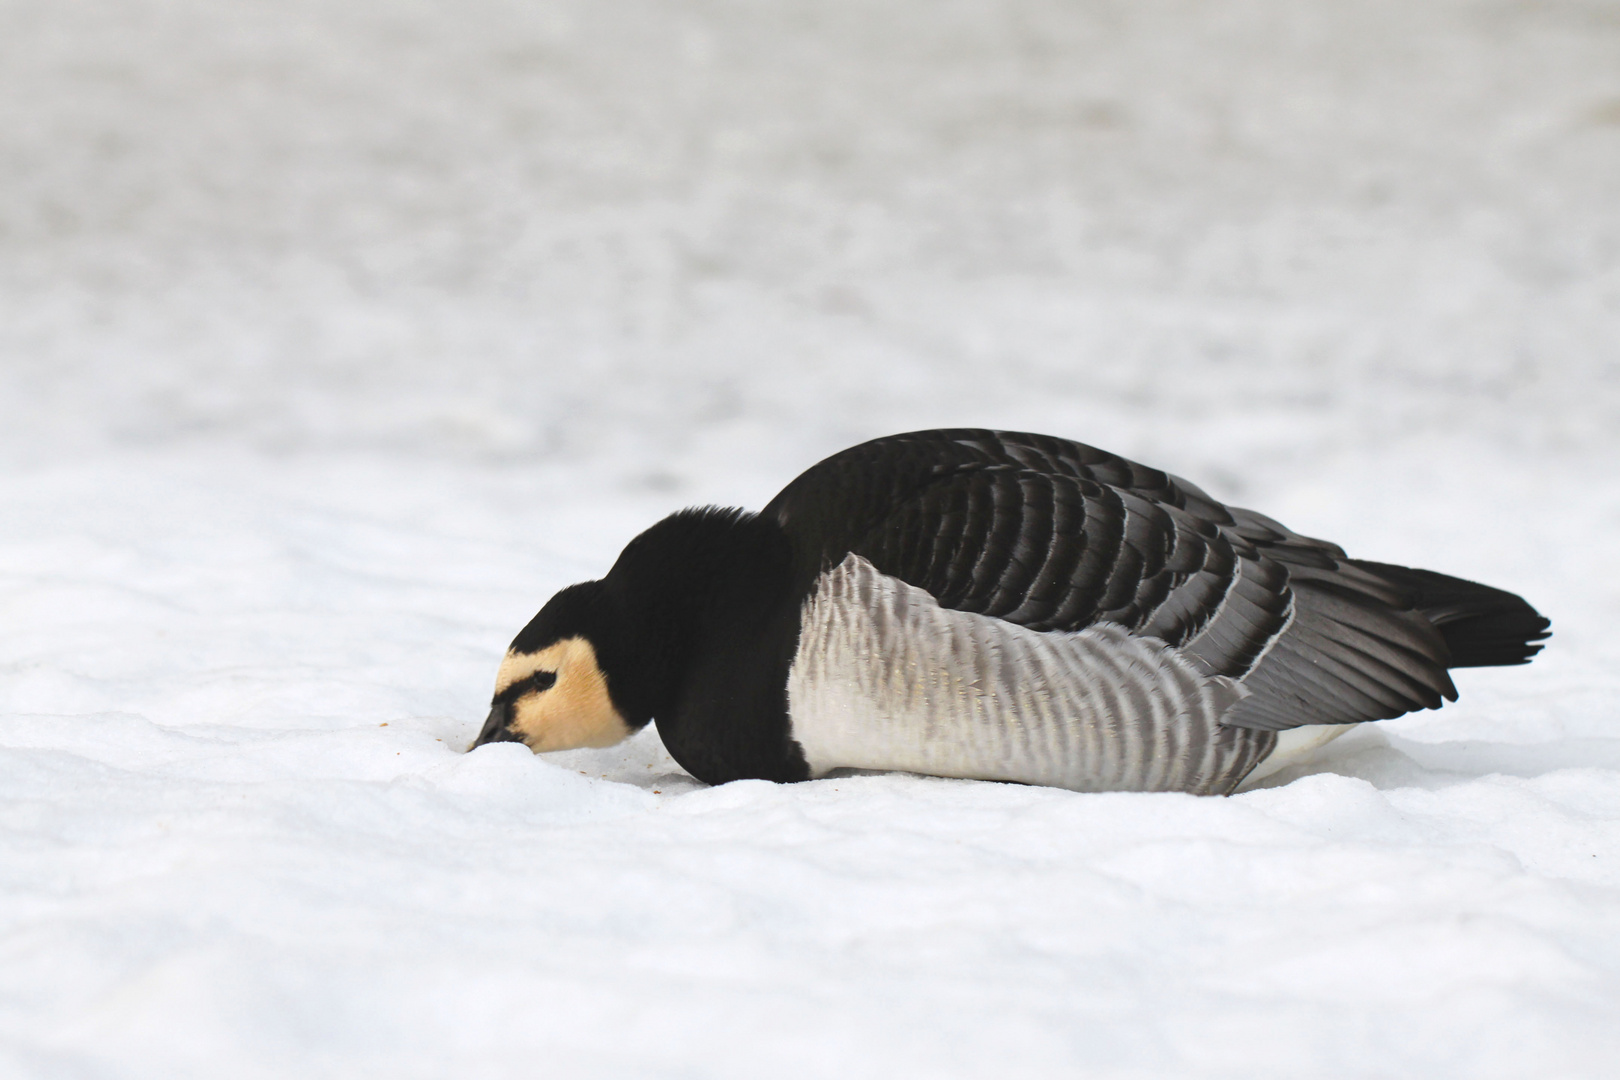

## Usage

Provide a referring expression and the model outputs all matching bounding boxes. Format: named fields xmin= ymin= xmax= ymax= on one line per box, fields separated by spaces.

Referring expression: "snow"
xmin=1 ymin=0 xmax=1618 ymax=1076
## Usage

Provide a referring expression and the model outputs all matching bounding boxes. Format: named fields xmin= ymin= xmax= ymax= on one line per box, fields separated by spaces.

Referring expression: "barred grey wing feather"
xmin=765 ymin=428 xmax=1480 ymax=734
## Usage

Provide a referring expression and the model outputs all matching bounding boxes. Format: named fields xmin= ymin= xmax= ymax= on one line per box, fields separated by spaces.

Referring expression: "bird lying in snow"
xmin=471 ymin=429 xmax=1550 ymax=795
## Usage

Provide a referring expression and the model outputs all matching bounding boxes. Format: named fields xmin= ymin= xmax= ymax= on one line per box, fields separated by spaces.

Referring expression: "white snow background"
xmin=2 ymin=1 xmax=1619 ymax=1076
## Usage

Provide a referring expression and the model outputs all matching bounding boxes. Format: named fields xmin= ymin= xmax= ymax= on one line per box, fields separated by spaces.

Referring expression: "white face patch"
xmin=494 ymin=637 xmax=632 ymax=752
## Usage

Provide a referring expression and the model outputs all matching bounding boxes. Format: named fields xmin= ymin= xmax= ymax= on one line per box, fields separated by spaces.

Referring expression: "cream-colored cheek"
xmin=495 ymin=643 xmax=566 ymax=697
xmin=500 ymin=637 xmax=632 ymax=752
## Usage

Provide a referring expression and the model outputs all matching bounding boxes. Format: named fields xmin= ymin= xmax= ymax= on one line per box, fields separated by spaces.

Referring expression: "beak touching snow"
xmin=467 ymin=637 xmax=633 ymax=754
xmin=471 ymin=701 xmax=523 ymax=750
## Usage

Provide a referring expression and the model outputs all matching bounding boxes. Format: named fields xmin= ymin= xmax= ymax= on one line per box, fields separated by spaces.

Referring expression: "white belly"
xmin=1238 ymin=723 xmax=1357 ymax=788
xmin=785 ymin=555 xmax=1274 ymax=795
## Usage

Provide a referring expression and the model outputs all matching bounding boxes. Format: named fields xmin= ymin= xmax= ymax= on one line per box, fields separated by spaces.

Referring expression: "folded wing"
xmin=765 ymin=429 xmax=1516 ymax=732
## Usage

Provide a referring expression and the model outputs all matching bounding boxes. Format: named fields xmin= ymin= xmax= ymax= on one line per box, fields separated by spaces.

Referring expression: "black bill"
xmin=470 ymin=702 xmax=524 ymax=750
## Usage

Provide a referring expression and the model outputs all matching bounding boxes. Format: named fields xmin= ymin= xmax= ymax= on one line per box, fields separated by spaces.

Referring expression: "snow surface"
xmin=2 ymin=0 xmax=1619 ymax=1076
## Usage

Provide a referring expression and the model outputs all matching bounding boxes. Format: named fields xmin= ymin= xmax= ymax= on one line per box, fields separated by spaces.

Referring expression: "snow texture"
xmin=2 ymin=1 xmax=1618 ymax=1076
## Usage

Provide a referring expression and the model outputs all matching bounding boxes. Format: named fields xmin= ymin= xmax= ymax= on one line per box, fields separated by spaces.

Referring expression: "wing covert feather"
xmin=764 ymin=429 xmax=1475 ymax=730
xmin=765 ymin=429 xmax=1288 ymax=676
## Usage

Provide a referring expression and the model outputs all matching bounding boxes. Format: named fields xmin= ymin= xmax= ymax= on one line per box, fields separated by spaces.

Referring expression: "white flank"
xmin=786 ymin=555 xmax=1269 ymax=794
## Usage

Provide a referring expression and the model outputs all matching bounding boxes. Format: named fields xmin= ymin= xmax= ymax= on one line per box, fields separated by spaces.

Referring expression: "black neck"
xmin=596 ymin=508 xmax=797 ymax=735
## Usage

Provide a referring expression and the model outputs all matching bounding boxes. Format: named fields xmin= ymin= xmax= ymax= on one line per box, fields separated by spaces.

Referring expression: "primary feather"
xmin=765 ymin=429 xmax=1547 ymax=737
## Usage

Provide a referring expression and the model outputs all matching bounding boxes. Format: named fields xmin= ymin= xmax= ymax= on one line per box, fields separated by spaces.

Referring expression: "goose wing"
xmin=765 ymin=429 xmax=1458 ymax=731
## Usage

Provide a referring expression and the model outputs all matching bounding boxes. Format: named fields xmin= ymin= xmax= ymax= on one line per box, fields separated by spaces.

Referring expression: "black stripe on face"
xmin=473 ymin=670 xmax=559 ymax=749
xmin=493 ymin=669 xmax=558 ymax=707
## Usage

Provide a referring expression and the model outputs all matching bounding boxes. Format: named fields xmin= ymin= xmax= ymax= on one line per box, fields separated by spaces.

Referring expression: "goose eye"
xmin=528 ymin=670 xmax=558 ymax=693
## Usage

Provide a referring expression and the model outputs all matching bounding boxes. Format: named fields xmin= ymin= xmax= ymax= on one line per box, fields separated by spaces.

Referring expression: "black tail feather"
xmin=1349 ymin=560 xmax=1551 ymax=668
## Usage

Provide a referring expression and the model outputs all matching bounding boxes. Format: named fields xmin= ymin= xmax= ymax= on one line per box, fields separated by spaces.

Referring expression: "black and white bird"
xmin=472 ymin=430 xmax=1550 ymax=795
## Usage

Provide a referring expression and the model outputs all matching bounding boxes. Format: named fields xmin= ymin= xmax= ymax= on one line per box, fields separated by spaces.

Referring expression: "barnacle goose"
xmin=473 ymin=430 xmax=1550 ymax=795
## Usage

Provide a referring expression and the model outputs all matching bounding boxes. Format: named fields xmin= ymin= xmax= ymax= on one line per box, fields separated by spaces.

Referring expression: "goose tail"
xmin=1349 ymin=560 xmax=1551 ymax=668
